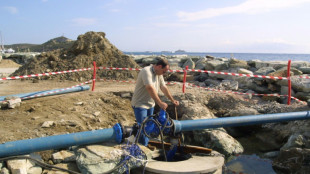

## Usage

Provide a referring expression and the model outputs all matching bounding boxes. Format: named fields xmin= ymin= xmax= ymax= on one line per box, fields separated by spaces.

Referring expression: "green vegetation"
xmin=5 ymin=36 xmax=75 ymax=52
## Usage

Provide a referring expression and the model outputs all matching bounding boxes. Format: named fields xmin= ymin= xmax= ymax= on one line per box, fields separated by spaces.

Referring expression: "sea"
xmin=124 ymin=52 xmax=310 ymax=62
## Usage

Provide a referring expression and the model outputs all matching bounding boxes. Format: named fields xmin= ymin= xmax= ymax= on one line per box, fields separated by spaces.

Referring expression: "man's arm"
xmin=160 ymin=85 xmax=179 ymax=106
xmin=145 ymin=84 xmax=168 ymax=110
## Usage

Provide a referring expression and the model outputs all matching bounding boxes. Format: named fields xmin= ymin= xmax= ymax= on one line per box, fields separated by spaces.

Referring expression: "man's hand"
xmin=172 ymin=100 xmax=179 ymax=106
xmin=159 ymin=101 xmax=168 ymax=110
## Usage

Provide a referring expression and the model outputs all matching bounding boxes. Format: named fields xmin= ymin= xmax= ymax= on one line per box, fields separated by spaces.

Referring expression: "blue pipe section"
xmin=173 ymin=111 xmax=310 ymax=133
xmin=0 ymin=85 xmax=90 ymax=101
xmin=0 ymin=123 xmax=124 ymax=157
xmin=1 ymin=111 xmax=310 ymax=158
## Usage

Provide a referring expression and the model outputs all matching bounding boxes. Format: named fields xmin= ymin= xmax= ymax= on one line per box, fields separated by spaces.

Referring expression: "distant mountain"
xmin=5 ymin=36 xmax=75 ymax=52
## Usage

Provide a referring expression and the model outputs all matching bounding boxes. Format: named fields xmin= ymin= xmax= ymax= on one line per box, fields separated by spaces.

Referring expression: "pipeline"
xmin=0 ymin=85 xmax=90 ymax=101
xmin=0 ymin=111 xmax=309 ymax=157
xmin=173 ymin=111 xmax=310 ymax=133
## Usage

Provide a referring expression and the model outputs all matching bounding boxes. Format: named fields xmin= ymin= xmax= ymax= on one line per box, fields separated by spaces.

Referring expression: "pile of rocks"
xmin=12 ymin=32 xmax=140 ymax=81
xmin=132 ymin=54 xmax=310 ymax=103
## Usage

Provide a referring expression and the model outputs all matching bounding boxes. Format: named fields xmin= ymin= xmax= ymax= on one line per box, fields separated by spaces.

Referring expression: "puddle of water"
xmin=224 ymin=154 xmax=276 ymax=174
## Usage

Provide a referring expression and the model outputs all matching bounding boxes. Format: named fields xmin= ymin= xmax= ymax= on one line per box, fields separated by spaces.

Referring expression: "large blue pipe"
xmin=0 ymin=111 xmax=309 ymax=157
xmin=173 ymin=111 xmax=310 ymax=133
xmin=0 ymin=124 xmax=123 ymax=157
xmin=0 ymin=85 xmax=90 ymax=101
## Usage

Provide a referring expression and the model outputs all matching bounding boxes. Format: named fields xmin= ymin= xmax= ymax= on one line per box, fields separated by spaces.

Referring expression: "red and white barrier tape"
xmin=0 ymin=67 xmax=92 ymax=81
xmin=187 ymin=83 xmax=307 ymax=104
xmin=95 ymin=79 xmax=307 ymax=104
xmin=97 ymin=67 xmax=141 ymax=71
xmin=188 ymin=69 xmax=288 ymax=80
xmin=290 ymin=96 xmax=307 ymax=105
xmin=1 ymin=66 xmax=309 ymax=82
xmin=187 ymin=83 xmax=284 ymax=97
xmin=97 ymin=78 xmax=180 ymax=86
xmin=96 ymin=67 xmax=310 ymax=80
xmin=1 ymin=80 xmax=92 ymax=103
xmin=98 ymin=78 xmax=136 ymax=84
xmin=299 ymin=75 xmax=310 ymax=79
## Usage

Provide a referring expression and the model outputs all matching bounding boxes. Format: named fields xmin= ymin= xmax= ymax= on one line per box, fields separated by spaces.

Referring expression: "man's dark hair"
xmin=156 ymin=58 xmax=169 ymax=68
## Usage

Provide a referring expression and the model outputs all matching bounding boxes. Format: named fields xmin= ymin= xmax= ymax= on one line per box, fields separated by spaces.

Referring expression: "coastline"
xmin=124 ymin=51 xmax=310 ymax=62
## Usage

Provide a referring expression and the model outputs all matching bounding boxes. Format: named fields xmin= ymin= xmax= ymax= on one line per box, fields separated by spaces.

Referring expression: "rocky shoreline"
xmin=133 ymin=54 xmax=310 ymax=104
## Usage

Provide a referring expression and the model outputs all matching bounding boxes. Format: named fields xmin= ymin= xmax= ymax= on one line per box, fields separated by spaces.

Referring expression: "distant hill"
xmin=5 ymin=36 xmax=75 ymax=52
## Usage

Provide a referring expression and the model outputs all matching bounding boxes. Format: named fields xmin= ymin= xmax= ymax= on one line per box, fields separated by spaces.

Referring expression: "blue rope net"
xmin=114 ymin=144 xmax=147 ymax=174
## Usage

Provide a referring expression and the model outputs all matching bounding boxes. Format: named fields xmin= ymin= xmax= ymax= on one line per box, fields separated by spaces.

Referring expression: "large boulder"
xmin=182 ymin=58 xmax=195 ymax=69
xmin=204 ymin=60 xmax=229 ymax=71
xmin=75 ymin=143 xmax=151 ymax=174
xmin=229 ymin=58 xmax=249 ymax=69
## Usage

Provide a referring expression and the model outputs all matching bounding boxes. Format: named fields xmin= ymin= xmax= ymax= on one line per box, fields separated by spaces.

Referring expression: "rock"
xmin=225 ymin=107 xmax=259 ymax=117
xmin=295 ymin=92 xmax=310 ymax=101
xmin=187 ymin=129 xmax=244 ymax=156
xmin=195 ymin=57 xmax=207 ymax=69
xmin=41 ymin=121 xmax=55 ymax=128
xmin=93 ymin=111 xmax=101 ymax=117
xmin=252 ymin=60 xmax=287 ymax=70
xmin=273 ymin=148 xmax=310 ymax=174
xmin=0 ymin=168 xmax=9 ymax=174
xmin=120 ymin=92 xmax=131 ymax=98
xmin=220 ymin=80 xmax=238 ymax=91
xmin=7 ymin=98 xmax=22 ymax=109
xmin=204 ymin=79 xmax=221 ymax=87
xmin=7 ymin=154 xmax=39 ymax=174
xmin=27 ymin=166 xmax=42 ymax=174
xmin=74 ymin=102 xmax=83 ymax=106
xmin=299 ymin=67 xmax=310 ymax=74
xmin=43 ymin=163 xmax=80 ymax=174
xmin=237 ymin=68 xmax=253 ymax=75
xmin=205 ymin=55 xmax=215 ymax=60
xmin=262 ymin=151 xmax=280 ymax=158
xmin=205 ymin=60 xmax=228 ymax=71
xmin=290 ymin=76 xmax=310 ymax=93
xmin=195 ymin=72 xmax=209 ymax=82
xmin=52 ymin=150 xmax=76 ymax=163
xmin=246 ymin=79 xmax=270 ymax=94
xmin=281 ymin=134 xmax=310 ymax=150
xmin=229 ymin=58 xmax=249 ymax=69
xmin=255 ymin=67 xmax=276 ymax=75
xmin=75 ymin=143 xmax=151 ymax=174
xmin=182 ymin=58 xmax=195 ymax=69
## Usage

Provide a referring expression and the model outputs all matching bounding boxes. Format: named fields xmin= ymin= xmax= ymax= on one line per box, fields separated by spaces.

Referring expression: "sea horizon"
xmin=124 ymin=51 xmax=310 ymax=62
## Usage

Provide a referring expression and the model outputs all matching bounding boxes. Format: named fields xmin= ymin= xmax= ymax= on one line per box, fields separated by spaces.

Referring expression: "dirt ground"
xmin=0 ymin=60 xmax=186 ymax=144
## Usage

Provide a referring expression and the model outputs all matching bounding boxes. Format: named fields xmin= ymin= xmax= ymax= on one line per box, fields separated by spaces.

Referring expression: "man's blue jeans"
xmin=132 ymin=106 xmax=154 ymax=146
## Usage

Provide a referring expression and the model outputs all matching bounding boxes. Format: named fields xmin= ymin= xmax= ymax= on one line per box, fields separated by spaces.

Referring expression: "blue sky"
xmin=1 ymin=0 xmax=310 ymax=53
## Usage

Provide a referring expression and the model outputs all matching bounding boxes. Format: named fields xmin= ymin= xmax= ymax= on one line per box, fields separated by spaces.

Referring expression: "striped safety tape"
xmin=0 ymin=68 xmax=93 ymax=81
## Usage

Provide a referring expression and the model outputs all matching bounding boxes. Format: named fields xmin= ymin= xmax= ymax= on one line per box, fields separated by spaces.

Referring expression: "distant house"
xmin=4 ymin=48 xmax=15 ymax=53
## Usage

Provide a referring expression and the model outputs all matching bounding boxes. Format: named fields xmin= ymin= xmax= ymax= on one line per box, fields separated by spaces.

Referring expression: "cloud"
xmin=72 ymin=18 xmax=97 ymax=26
xmin=4 ymin=6 xmax=18 ymax=14
xmin=178 ymin=0 xmax=310 ymax=21
xmin=153 ymin=22 xmax=189 ymax=28
xmin=220 ymin=38 xmax=298 ymax=53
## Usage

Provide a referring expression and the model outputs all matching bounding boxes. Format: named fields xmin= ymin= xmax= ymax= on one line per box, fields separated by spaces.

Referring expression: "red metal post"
xmin=182 ymin=66 xmax=188 ymax=93
xmin=287 ymin=60 xmax=292 ymax=105
xmin=92 ymin=61 xmax=97 ymax=91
